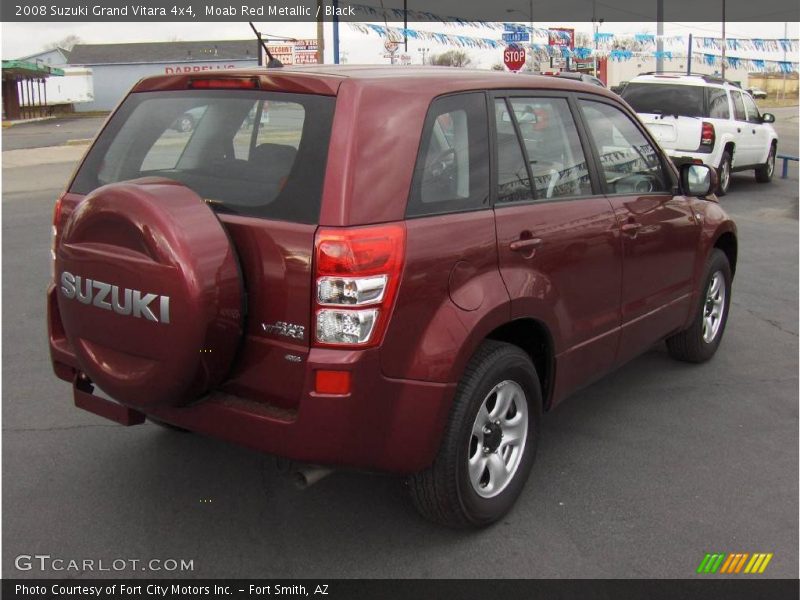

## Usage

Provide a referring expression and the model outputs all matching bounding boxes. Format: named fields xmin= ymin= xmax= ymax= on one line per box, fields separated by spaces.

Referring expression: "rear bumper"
xmin=667 ymin=150 xmax=719 ymax=169
xmin=49 ymin=288 xmax=456 ymax=474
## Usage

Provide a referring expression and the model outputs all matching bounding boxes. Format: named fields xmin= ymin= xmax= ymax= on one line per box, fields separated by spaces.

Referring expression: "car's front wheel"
xmin=408 ymin=341 xmax=541 ymax=528
xmin=666 ymin=249 xmax=732 ymax=363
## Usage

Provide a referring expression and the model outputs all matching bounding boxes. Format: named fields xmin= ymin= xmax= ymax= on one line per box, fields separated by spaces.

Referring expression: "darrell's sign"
xmin=164 ymin=64 xmax=237 ymax=74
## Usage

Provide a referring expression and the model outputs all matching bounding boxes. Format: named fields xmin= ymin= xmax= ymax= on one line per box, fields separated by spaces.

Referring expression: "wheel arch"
xmin=485 ymin=318 xmax=555 ymax=411
xmin=713 ymin=230 xmax=738 ymax=278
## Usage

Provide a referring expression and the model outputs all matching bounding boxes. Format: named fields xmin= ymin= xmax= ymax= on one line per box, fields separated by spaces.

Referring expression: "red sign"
xmin=503 ymin=45 xmax=527 ymax=72
xmin=548 ymin=28 xmax=575 ymax=49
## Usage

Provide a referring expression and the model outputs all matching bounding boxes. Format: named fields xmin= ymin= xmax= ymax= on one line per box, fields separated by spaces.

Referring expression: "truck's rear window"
xmin=621 ymin=83 xmax=706 ymax=118
xmin=71 ymin=90 xmax=335 ymax=223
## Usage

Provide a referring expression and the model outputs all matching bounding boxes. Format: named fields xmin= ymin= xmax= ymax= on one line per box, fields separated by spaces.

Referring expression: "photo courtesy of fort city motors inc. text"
xmin=0 ymin=0 xmax=799 ymax=598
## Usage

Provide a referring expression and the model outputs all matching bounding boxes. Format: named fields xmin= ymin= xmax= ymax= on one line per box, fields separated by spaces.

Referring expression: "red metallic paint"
xmin=48 ymin=66 xmax=737 ymax=474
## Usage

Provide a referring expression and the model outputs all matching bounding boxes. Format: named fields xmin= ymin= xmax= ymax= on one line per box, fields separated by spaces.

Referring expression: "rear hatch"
xmin=67 ymin=82 xmax=336 ymax=409
xmin=622 ymin=81 xmax=705 ymax=152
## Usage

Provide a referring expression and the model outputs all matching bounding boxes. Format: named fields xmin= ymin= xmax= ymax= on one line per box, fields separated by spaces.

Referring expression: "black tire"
xmin=148 ymin=417 xmax=191 ymax=433
xmin=408 ymin=341 xmax=541 ymax=528
xmin=666 ymin=249 xmax=732 ymax=363
xmin=755 ymin=143 xmax=776 ymax=183
xmin=717 ymin=150 xmax=732 ymax=196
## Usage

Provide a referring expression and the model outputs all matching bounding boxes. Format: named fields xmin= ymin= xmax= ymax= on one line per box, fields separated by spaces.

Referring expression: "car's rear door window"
xmin=494 ymin=99 xmax=534 ymax=203
xmin=71 ymin=90 xmax=334 ymax=223
xmin=508 ymin=97 xmax=591 ymax=200
xmin=579 ymin=100 xmax=669 ymax=195
xmin=707 ymin=88 xmax=730 ymax=119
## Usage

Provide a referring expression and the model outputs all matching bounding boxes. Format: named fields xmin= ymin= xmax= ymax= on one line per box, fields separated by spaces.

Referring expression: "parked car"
xmin=621 ymin=73 xmax=778 ymax=195
xmin=49 ymin=67 xmax=737 ymax=528
xmin=170 ymin=106 xmax=206 ymax=133
xmin=542 ymin=70 xmax=606 ymax=87
xmin=748 ymin=87 xmax=768 ymax=99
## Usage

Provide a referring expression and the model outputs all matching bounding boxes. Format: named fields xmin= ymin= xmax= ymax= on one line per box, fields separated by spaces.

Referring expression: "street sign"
xmin=504 ymin=23 xmax=526 ymax=32
xmin=502 ymin=32 xmax=530 ymax=43
xmin=503 ymin=45 xmax=527 ymax=72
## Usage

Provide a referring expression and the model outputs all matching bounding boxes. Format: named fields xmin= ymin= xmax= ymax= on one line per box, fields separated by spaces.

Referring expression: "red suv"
xmin=48 ymin=66 xmax=737 ymax=527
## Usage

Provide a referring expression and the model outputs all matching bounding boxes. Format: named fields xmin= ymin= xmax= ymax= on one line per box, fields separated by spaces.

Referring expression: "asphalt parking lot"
xmin=2 ymin=110 xmax=798 ymax=579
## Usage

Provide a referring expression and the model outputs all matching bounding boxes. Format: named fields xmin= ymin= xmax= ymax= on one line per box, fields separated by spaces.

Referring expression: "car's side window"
xmin=508 ymin=97 xmax=591 ymax=199
xmin=731 ymin=91 xmax=747 ymax=121
xmin=493 ymin=99 xmax=534 ymax=203
xmin=579 ymin=100 xmax=669 ymax=195
xmin=707 ymin=88 xmax=730 ymax=120
xmin=407 ymin=93 xmax=490 ymax=218
xmin=742 ymin=94 xmax=761 ymax=124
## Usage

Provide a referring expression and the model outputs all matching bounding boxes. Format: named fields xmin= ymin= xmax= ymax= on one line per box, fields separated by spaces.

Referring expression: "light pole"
xmin=506 ymin=1 xmax=534 ymax=71
xmin=721 ymin=0 xmax=726 ymax=79
xmin=418 ymin=47 xmax=430 ymax=65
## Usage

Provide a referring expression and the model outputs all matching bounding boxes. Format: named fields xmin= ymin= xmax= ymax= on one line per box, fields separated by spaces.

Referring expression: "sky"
xmin=2 ymin=21 xmax=798 ymax=68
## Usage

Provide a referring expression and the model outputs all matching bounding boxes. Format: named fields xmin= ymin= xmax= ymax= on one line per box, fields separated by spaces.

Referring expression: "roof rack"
xmin=637 ymin=71 xmax=741 ymax=87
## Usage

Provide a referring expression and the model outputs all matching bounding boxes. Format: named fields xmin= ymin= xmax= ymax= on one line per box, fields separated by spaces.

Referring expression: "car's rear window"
xmin=621 ymin=82 xmax=706 ymax=118
xmin=71 ymin=90 xmax=335 ymax=223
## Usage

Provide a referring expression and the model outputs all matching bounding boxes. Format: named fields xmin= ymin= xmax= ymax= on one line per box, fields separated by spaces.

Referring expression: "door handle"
xmin=510 ymin=237 xmax=543 ymax=252
xmin=621 ymin=222 xmax=642 ymax=236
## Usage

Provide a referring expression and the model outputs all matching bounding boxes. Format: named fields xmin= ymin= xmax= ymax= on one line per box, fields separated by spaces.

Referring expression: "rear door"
xmin=69 ymin=88 xmax=336 ymax=409
xmin=730 ymin=90 xmax=755 ymax=165
xmin=576 ymin=97 xmax=700 ymax=366
xmin=492 ymin=93 xmax=622 ymax=400
xmin=741 ymin=92 xmax=770 ymax=164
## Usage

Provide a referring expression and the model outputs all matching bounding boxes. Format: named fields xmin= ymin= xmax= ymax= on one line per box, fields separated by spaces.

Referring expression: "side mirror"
xmin=680 ymin=163 xmax=717 ymax=198
xmin=761 ymin=112 xmax=775 ymax=123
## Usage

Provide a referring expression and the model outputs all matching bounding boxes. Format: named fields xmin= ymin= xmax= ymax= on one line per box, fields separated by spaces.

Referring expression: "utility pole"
xmin=721 ymin=0 xmax=726 ymax=78
xmin=782 ymin=22 xmax=788 ymax=99
xmin=656 ymin=0 xmax=664 ymax=72
xmin=528 ymin=0 xmax=533 ymax=72
xmin=316 ymin=0 xmax=324 ymax=64
xmin=687 ymin=33 xmax=693 ymax=75
xmin=592 ymin=0 xmax=598 ymax=76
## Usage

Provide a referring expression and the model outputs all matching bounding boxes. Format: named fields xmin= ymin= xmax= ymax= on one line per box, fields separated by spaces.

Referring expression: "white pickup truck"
xmin=621 ymin=73 xmax=778 ymax=195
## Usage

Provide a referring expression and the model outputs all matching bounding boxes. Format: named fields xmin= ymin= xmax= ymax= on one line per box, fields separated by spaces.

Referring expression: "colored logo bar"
xmin=697 ymin=553 xmax=773 ymax=574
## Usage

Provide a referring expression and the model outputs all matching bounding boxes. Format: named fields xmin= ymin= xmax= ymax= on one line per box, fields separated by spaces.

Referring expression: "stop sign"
xmin=503 ymin=45 xmax=527 ymax=72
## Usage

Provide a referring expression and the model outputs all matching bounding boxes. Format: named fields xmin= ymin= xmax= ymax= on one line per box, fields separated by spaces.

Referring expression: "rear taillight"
xmin=701 ymin=121 xmax=715 ymax=148
xmin=313 ymin=224 xmax=405 ymax=348
xmin=50 ymin=195 xmax=63 ymax=281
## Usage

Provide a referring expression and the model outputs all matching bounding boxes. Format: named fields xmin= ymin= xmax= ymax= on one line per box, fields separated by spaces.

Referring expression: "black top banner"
xmin=2 ymin=0 xmax=799 ymax=22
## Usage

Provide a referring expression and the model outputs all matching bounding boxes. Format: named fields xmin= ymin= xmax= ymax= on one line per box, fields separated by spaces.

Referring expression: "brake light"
xmin=188 ymin=77 xmax=259 ymax=89
xmin=701 ymin=121 xmax=715 ymax=147
xmin=313 ymin=224 xmax=405 ymax=348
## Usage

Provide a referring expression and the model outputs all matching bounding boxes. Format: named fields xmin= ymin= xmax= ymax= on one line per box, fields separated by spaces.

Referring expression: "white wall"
xmin=22 ymin=67 xmax=93 ymax=106
xmin=607 ymin=56 xmax=750 ymax=87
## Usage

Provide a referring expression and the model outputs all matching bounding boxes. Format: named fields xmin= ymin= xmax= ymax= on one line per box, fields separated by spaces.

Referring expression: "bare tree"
xmin=491 ymin=63 xmax=505 ymax=71
xmin=46 ymin=35 xmax=81 ymax=51
xmin=429 ymin=50 xmax=472 ymax=68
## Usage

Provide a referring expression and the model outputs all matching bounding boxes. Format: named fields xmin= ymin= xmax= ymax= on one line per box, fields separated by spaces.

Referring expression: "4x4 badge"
xmin=262 ymin=321 xmax=305 ymax=340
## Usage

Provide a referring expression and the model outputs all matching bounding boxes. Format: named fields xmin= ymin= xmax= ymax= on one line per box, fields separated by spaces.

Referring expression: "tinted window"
xmin=509 ymin=97 xmax=591 ymax=199
xmin=707 ymin=88 xmax=730 ymax=119
xmin=494 ymin=99 xmax=533 ymax=203
xmin=742 ymin=94 xmax=761 ymax=123
xmin=71 ymin=90 xmax=334 ymax=224
xmin=731 ymin=91 xmax=747 ymax=121
xmin=407 ymin=93 xmax=490 ymax=217
xmin=580 ymin=100 xmax=669 ymax=194
xmin=622 ymin=83 xmax=705 ymax=117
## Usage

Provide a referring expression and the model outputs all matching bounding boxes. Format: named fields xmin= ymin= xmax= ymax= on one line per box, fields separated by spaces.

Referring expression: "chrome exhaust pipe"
xmin=292 ymin=465 xmax=334 ymax=489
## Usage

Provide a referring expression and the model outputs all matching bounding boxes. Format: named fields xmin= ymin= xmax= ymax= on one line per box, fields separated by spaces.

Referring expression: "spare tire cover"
xmin=55 ymin=178 xmax=244 ymax=408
